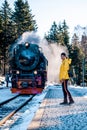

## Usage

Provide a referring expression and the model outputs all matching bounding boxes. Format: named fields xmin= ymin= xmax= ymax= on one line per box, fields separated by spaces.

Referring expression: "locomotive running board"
xmin=11 ymin=87 xmax=43 ymax=94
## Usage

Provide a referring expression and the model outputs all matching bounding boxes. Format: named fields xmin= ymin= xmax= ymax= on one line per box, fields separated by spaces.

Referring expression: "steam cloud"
xmin=39 ymin=40 xmax=68 ymax=83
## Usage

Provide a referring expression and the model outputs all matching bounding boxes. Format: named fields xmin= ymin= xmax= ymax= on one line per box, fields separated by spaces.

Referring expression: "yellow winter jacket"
xmin=59 ymin=58 xmax=71 ymax=80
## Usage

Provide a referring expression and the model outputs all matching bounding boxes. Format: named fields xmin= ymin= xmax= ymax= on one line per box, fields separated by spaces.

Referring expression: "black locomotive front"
xmin=9 ymin=42 xmax=48 ymax=94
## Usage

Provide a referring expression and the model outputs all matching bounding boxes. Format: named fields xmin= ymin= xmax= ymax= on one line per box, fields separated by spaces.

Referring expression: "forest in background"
xmin=0 ymin=0 xmax=87 ymax=85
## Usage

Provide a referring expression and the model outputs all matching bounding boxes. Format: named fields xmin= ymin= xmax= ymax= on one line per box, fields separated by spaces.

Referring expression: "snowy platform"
xmin=27 ymin=85 xmax=87 ymax=130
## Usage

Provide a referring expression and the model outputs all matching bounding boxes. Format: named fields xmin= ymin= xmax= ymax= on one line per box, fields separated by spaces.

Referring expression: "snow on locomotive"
xmin=9 ymin=42 xmax=48 ymax=94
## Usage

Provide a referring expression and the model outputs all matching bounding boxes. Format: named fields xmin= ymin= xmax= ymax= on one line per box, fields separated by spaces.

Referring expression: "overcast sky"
xmin=0 ymin=0 xmax=87 ymax=38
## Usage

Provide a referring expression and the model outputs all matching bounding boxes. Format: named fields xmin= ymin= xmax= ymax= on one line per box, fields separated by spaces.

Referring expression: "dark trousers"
xmin=62 ymin=79 xmax=73 ymax=102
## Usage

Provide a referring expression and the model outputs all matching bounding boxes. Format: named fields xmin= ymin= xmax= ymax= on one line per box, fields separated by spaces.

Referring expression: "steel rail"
xmin=0 ymin=94 xmax=20 ymax=106
xmin=0 ymin=95 xmax=35 ymax=126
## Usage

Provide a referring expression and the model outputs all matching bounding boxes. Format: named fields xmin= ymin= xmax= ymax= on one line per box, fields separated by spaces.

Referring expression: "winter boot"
xmin=69 ymin=97 xmax=74 ymax=105
xmin=60 ymin=98 xmax=68 ymax=105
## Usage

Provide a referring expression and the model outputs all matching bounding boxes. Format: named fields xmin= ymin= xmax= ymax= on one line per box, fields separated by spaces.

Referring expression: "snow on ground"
xmin=10 ymin=91 xmax=47 ymax=130
xmin=0 ymin=78 xmax=87 ymax=130
xmin=0 ymin=88 xmax=18 ymax=103
xmin=0 ymin=77 xmax=17 ymax=103
xmin=69 ymin=85 xmax=87 ymax=98
xmin=0 ymin=85 xmax=48 ymax=130
xmin=0 ymin=76 xmax=12 ymax=88
xmin=0 ymin=76 xmax=6 ymax=88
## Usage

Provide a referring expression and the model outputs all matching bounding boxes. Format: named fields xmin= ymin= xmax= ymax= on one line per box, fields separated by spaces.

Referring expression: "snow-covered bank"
xmin=0 ymin=76 xmax=6 ymax=88
xmin=0 ymin=88 xmax=18 ymax=103
xmin=0 ymin=76 xmax=12 ymax=88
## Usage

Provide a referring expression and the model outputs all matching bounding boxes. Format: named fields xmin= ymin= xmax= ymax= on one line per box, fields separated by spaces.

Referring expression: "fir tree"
xmin=45 ymin=21 xmax=59 ymax=43
xmin=62 ymin=20 xmax=69 ymax=47
xmin=57 ymin=23 xmax=64 ymax=45
xmin=0 ymin=0 xmax=13 ymax=74
xmin=45 ymin=20 xmax=70 ymax=45
xmin=13 ymin=0 xmax=37 ymax=37
xmin=69 ymin=40 xmax=84 ymax=85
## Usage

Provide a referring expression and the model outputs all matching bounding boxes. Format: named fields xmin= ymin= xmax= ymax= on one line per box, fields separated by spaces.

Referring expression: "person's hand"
xmin=60 ymin=79 xmax=64 ymax=83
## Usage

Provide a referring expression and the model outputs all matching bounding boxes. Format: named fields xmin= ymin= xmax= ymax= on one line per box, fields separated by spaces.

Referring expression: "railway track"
xmin=0 ymin=94 xmax=20 ymax=106
xmin=0 ymin=95 xmax=35 ymax=126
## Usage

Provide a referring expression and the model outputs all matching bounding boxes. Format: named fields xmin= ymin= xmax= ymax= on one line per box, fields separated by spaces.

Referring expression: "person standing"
xmin=5 ymin=73 xmax=9 ymax=87
xmin=59 ymin=52 xmax=74 ymax=105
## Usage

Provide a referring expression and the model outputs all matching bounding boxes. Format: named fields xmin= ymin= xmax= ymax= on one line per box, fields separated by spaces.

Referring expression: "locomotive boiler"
xmin=9 ymin=42 xmax=48 ymax=94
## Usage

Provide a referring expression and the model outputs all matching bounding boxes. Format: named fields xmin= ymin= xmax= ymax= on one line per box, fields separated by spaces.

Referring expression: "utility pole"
xmin=82 ymin=58 xmax=85 ymax=87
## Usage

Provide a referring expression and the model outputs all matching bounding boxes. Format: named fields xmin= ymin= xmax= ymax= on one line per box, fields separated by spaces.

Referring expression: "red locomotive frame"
xmin=11 ymin=70 xmax=47 ymax=94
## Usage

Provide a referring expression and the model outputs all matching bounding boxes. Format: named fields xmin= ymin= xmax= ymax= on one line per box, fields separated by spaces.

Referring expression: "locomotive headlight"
xmin=34 ymin=70 xmax=37 ymax=75
xmin=25 ymin=42 xmax=30 ymax=48
xmin=16 ymin=71 xmax=20 ymax=74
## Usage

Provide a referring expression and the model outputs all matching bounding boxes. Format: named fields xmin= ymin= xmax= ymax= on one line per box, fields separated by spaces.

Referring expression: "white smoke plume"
xmin=19 ymin=31 xmax=40 ymax=44
xmin=9 ymin=31 xmax=40 ymax=52
xmin=39 ymin=40 xmax=68 ymax=83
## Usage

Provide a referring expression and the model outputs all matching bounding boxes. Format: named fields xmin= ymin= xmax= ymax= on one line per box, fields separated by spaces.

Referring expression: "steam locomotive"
xmin=9 ymin=42 xmax=48 ymax=94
